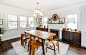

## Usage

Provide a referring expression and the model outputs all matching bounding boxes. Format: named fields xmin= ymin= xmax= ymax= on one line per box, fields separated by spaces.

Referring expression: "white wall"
xmin=0 ymin=4 xmax=36 ymax=41
xmin=43 ymin=2 xmax=86 ymax=38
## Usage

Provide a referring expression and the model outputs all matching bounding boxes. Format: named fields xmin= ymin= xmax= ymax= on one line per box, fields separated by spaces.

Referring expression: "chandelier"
xmin=33 ymin=2 xmax=43 ymax=18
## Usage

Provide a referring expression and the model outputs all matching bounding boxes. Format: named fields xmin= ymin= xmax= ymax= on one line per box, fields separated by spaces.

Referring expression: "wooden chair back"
xmin=21 ymin=33 xmax=25 ymax=46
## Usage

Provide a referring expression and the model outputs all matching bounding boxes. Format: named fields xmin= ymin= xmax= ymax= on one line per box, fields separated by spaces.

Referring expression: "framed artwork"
xmin=0 ymin=19 xmax=3 ymax=25
xmin=52 ymin=14 xmax=59 ymax=21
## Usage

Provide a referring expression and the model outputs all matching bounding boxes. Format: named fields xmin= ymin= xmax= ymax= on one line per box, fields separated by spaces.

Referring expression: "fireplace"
xmin=50 ymin=29 xmax=59 ymax=39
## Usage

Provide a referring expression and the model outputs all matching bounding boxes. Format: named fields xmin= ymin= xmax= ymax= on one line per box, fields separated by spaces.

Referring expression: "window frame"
xmin=42 ymin=17 xmax=48 ymax=27
xmin=7 ymin=13 xmax=18 ymax=30
xmin=28 ymin=17 xmax=35 ymax=28
xmin=19 ymin=15 xmax=28 ymax=29
xmin=66 ymin=12 xmax=78 ymax=30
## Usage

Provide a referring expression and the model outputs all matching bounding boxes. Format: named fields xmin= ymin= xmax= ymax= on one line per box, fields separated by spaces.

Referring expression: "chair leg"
xmin=28 ymin=44 xmax=29 ymax=51
xmin=32 ymin=47 xmax=35 ymax=55
xmin=54 ymin=47 xmax=56 ymax=55
xmin=24 ymin=42 xmax=26 ymax=48
xmin=58 ymin=44 xmax=59 ymax=52
xmin=29 ymin=45 xmax=31 ymax=55
xmin=46 ymin=45 xmax=47 ymax=53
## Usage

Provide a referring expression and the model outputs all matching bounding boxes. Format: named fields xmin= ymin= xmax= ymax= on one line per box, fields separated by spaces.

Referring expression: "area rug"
xmin=11 ymin=40 xmax=69 ymax=55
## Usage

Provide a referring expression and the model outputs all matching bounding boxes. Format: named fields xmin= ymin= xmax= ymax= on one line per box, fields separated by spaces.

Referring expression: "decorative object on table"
xmin=0 ymin=27 xmax=6 ymax=34
xmin=44 ymin=25 xmax=46 ymax=28
xmin=59 ymin=17 xmax=65 ymax=23
xmin=0 ymin=19 xmax=3 ymax=25
xmin=71 ymin=29 xmax=73 ymax=31
xmin=48 ymin=18 xmax=52 ymax=23
xmin=52 ymin=14 xmax=59 ymax=21
xmin=67 ymin=28 xmax=69 ymax=30
xmin=63 ymin=28 xmax=66 ymax=31
xmin=74 ymin=29 xmax=77 ymax=31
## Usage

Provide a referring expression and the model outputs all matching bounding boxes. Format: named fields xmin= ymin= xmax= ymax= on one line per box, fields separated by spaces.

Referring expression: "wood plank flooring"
xmin=0 ymin=37 xmax=86 ymax=55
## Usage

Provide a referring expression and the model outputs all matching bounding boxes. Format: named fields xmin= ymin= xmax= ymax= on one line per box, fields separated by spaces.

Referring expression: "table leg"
xmin=29 ymin=45 xmax=31 ymax=55
xmin=42 ymin=39 xmax=45 ymax=55
xmin=25 ymin=32 xmax=26 ymax=35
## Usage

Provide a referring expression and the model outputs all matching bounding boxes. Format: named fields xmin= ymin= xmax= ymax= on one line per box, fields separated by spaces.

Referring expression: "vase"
xmin=44 ymin=26 xmax=46 ymax=28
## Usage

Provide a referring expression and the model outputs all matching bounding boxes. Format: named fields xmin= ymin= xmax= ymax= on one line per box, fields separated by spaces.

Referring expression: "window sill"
xmin=7 ymin=27 xmax=35 ymax=31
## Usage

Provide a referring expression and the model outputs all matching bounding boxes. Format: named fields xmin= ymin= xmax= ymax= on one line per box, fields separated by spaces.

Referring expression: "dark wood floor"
xmin=0 ymin=37 xmax=86 ymax=55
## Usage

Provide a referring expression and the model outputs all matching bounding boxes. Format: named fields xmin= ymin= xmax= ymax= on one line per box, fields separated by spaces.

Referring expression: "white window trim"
xmin=7 ymin=13 xmax=18 ymax=30
xmin=19 ymin=15 xmax=28 ymax=29
xmin=6 ymin=13 xmax=35 ymax=30
xmin=65 ymin=12 xmax=80 ymax=31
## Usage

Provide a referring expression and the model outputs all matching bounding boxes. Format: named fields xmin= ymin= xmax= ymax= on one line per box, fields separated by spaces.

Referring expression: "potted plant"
xmin=74 ymin=29 xmax=77 ymax=31
xmin=0 ymin=27 xmax=6 ymax=34
xmin=67 ymin=28 xmax=69 ymax=30
xmin=60 ymin=21 xmax=63 ymax=23
xmin=40 ymin=25 xmax=42 ymax=27
xmin=71 ymin=29 xmax=73 ymax=31
xmin=63 ymin=28 xmax=66 ymax=31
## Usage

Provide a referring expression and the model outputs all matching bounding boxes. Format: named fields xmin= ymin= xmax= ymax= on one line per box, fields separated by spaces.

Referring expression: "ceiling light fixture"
xmin=33 ymin=2 xmax=43 ymax=19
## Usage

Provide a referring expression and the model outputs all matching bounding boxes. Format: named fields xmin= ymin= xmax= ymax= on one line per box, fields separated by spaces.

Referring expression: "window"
xmin=7 ymin=14 xmax=18 ymax=29
xmin=66 ymin=13 xmax=78 ymax=29
xmin=43 ymin=17 xmax=48 ymax=28
xmin=20 ymin=16 xmax=27 ymax=28
xmin=28 ymin=17 xmax=34 ymax=27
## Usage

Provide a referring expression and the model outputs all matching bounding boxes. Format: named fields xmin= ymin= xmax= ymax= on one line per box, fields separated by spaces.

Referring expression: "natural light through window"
xmin=43 ymin=17 xmax=48 ymax=28
xmin=20 ymin=16 xmax=27 ymax=28
xmin=28 ymin=17 xmax=34 ymax=27
xmin=66 ymin=13 xmax=77 ymax=29
xmin=8 ymin=14 xmax=18 ymax=29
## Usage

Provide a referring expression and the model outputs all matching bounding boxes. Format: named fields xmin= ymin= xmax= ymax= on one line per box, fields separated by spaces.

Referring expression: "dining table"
xmin=25 ymin=30 xmax=56 ymax=55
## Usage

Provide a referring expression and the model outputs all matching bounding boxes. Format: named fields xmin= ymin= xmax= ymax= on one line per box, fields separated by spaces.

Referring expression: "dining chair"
xmin=46 ymin=32 xmax=59 ymax=55
xmin=29 ymin=38 xmax=43 ymax=55
xmin=23 ymin=30 xmax=31 ymax=48
xmin=21 ymin=33 xmax=31 ymax=51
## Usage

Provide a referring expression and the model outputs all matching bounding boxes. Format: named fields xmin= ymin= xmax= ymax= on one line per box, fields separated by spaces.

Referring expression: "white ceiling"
xmin=0 ymin=0 xmax=86 ymax=12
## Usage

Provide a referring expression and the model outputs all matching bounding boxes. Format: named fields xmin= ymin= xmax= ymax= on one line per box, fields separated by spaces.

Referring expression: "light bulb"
xmin=33 ymin=14 xmax=36 ymax=17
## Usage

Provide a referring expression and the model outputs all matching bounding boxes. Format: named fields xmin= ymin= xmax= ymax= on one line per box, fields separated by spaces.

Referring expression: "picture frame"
xmin=0 ymin=19 xmax=3 ymax=25
xmin=52 ymin=14 xmax=59 ymax=21
xmin=59 ymin=17 xmax=65 ymax=23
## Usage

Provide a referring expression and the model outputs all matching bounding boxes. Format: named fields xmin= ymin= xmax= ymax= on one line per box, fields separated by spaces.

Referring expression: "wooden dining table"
xmin=25 ymin=30 xmax=56 ymax=55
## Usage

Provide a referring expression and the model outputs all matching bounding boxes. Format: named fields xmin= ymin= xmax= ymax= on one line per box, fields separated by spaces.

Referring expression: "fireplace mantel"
xmin=48 ymin=24 xmax=64 ymax=30
xmin=48 ymin=24 xmax=65 ymax=39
